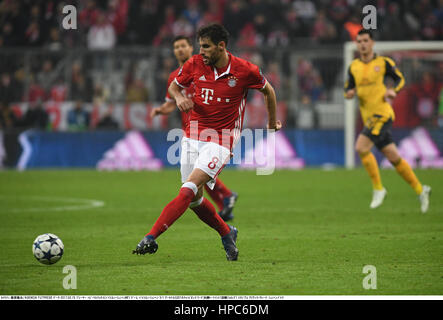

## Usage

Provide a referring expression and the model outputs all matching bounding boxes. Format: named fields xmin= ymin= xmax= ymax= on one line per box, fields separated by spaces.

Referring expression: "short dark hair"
xmin=172 ymin=35 xmax=192 ymax=46
xmin=357 ymin=29 xmax=373 ymax=39
xmin=197 ymin=23 xmax=230 ymax=46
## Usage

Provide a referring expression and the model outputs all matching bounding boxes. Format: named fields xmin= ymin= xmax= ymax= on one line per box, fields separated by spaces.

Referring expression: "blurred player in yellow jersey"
xmin=345 ymin=29 xmax=431 ymax=213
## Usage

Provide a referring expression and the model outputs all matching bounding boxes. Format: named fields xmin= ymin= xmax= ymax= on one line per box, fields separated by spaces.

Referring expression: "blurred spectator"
xmin=172 ymin=14 xmax=194 ymax=38
xmin=296 ymin=58 xmax=325 ymax=103
xmin=153 ymin=5 xmax=176 ymax=46
xmin=48 ymin=77 xmax=68 ymax=102
xmin=79 ymin=0 xmax=101 ymax=30
xmin=421 ymin=12 xmax=441 ymax=40
xmin=67 ymin=100 xmax=90 ymax=131
xmin=107 ymin=0 xmax=129 ymax=42
xmin=435 ymin=0 xmax=443 ymax=22
xmin=223 ymin=0 xmax=248 ymax=39
xmin=203 ymin=1 xmax=224 ymax=25
xmin=46 ymin=27 xmax=63 ymax=51
xmin=312 ymin=9 xmax=338 ymax=43
xmin=0 ymin=73 xmax=16 ymax=105
xmin=236 ymin=23 xmax=259 ymax=48
xmin=410 ymin=71 xmax=443 ymax=127
xmin=293 ymin=0 xmax=317 ymax=26
xmin=24 ymin=20 xmax=42 ymax=46
xmin=310 ymin=72 xmax=326 ymax=102
xmin=126 ymin=0 xmax=160 ymax=45
xmin=36 ymin=60 xmax=57 ymax=95
xmin=153 ymin=23 xmax=175 ymax=47
xmin=92 ymin=83 xmax=110 ymax=105
xmin=19 ymin=102 xmax=49 ymax=130
xmin=328 ymin=0 xmax=351 ymax=30
xmin=126 ymin=79 xmax=149 ymax=103
xmin=265 ymin=61 xmax=282 ymax=95
xmin=182 ymin=0 xmax=202 ymax=28
xmin=0 ymin=102 xmax=18 ymax=129
xmin=154 ymin=56 xmax=175 ymax=101
xmin=298 ymin=94 xmax=319 ymax=128
xmin=266 ymin=24 xmax=289 ymax=47
xmin=1 ymin=22 xmax=20 ymax=46
xmin=380 ymin=3 xmax=408 ymax=41
xmin=27 ymin=76 xmax=46 ymax=103
xmin=96 ymin=106 xmax=119 ymax=130
xmin=87 ymin=11 xmax=116 ymax=50
xmin=284 ymin=6 xmax=306 ymax=42
xmin=70 ymin=61 xmax=93 ymax=102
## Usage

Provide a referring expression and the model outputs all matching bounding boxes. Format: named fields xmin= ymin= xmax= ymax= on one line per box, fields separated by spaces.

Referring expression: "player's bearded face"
xmin=199 ymin=37 xmax=223 ymax=66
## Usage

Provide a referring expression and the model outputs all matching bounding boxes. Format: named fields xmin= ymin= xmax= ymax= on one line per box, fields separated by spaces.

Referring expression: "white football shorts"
xmin=180 ymin=136 xmax=231 ymax=190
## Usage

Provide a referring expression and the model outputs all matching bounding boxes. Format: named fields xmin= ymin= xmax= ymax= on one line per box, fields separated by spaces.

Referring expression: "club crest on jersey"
xmin=228 ymin=76 xmax=238 ymax=88
xmin=374 ymin=66 xmax=380 ymax=72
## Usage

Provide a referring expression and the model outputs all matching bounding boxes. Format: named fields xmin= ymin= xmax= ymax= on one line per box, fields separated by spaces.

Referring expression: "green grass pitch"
xmin=0 ymin=168 xmax=442 ymax=295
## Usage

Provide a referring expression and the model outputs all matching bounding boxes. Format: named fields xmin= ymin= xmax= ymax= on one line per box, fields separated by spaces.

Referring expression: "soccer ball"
xmin=32 ymin=233 xmax=64 ymax=265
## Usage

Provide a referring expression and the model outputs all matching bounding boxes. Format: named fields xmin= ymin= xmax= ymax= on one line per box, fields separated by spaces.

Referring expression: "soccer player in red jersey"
xmin=133 ymin=24 xmax=281 ymax=260
xmin=150 ymin=35 xmax=239 ymax=221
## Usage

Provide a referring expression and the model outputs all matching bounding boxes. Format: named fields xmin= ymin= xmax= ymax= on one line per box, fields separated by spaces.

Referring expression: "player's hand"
xmin=150 ymin=107 xmax=162 ymax=119
xmin=384 ymin=88 xmax=396 ymax=102
xmin=176 ymin=97 xmax=194 ymax=112
xmin=267 ymin=120 xmax=282 ymax=131
xmin=345 ymin=89 xmax=355 ymax=99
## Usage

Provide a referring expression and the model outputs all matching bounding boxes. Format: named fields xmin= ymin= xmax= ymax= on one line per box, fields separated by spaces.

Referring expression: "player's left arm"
xmin=259 ymin=82 xmax=282 ymax=131
xmin=384 ymin=58 xmax=405 ymax=100
xmin=150 ymin=100 xmax=177 ymax=118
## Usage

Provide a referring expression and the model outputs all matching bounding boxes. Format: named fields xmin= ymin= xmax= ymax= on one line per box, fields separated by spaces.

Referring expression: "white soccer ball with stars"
xmin=32 ymin=233 xmax=64 ymax=265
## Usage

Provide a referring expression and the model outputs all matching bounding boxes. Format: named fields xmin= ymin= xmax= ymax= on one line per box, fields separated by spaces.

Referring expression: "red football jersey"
xmin=174 ymin=52 xmax=267 ymax=150
xmin=165 ymin=67 xmax=195 ymax=131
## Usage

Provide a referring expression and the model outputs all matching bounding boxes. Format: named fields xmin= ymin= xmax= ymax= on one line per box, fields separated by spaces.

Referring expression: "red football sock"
xmin=214 ymin=178 xmax=232 ymax=198
xmin=204 ymin=184 xmax=224 ymax=211
xmin=191 ymin=198 xmax=231 ymax=237
xmin=146 ymin=187 xmax=195 ymax=239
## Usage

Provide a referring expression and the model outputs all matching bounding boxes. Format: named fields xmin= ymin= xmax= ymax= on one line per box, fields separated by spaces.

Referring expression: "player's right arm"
xmin=344 ymin=65 xmax=356 ymax=99
xmin=168 ymin=80 xmax=194 ymax=112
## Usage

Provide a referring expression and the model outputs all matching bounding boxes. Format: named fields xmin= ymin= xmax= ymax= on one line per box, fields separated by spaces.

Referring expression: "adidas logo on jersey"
xmin=199 ymin=75 xmax=206 ymax=81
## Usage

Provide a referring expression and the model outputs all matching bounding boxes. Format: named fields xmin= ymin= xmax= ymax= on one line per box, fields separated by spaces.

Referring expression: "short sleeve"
xmin=175 ymin=56 xmax=195 ymax=89
xmin=165 ymin=72 xmax=176 ymax=102
xmin=247 ymin=63 xmax=267 ymax=89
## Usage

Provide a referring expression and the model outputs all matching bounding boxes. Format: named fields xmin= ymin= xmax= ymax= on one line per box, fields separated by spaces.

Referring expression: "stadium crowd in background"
xmin=1 ymin=0 xmax=441 ymax=49
xmin=0 ymin=0 xmax=442 ymax=131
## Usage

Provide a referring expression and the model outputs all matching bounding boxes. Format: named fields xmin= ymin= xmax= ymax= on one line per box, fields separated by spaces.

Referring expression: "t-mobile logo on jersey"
xmin=201 ymin=88 xmax=214 ymax=104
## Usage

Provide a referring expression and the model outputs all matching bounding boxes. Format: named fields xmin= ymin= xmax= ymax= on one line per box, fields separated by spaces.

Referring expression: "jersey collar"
xmin=359 ymin=53 xmax=377 ymax=63
xmin=213 ymin=53 xmax=232 ymax=80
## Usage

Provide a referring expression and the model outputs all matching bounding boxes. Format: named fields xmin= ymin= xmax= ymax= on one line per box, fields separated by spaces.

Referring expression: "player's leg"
xmin=190 ymin=142 xmax=239 ymax=260
xmin=381 ymin=143 xmax=431 ymax=213
xmin=204 ymin=178 xmax=238 ymax=221
xmin=133 ymin=137 xmax=198 ymax=255
xmin=204 ymin=183 xmax=223 ymax=211
xmin=188 ymin=169 xmax=231 ymax=237
xmin=215 ymin=178 xmax=238 ymax=221
xmin=355 ymin=133 xmax=386 ymax=208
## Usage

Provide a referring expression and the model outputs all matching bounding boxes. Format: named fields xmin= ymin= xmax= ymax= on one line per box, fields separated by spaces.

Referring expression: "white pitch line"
xmin=0 ymin=195 xmax=105 ymax=213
